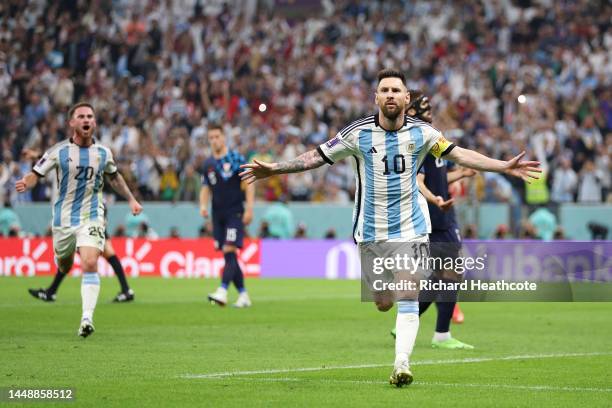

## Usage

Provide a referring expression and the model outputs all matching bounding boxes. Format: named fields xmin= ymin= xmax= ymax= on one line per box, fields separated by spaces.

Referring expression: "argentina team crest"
xmin=406 ymin=142 xmax=416 ymax=153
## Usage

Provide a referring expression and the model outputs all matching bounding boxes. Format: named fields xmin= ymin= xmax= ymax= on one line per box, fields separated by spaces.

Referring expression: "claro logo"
xmin=159 ymin=242 xmax=260 ymax=278
xmin=0 ymin=239 xmax=51 ymax=276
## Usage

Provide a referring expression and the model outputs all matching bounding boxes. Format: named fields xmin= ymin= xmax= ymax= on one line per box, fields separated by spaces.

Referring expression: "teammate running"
xmin=16 ymin=102 xmax=142 ymax=337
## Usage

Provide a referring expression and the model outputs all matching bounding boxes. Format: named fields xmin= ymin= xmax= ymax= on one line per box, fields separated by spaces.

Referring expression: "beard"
xmin=380 ymin=103 xmax=403 ymax=121
xmin=76 ymin=125 xmax=94 ymax=138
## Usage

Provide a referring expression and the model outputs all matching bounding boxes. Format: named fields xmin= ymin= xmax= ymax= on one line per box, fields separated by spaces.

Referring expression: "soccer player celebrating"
xmin=16 ymin=102 xmax=142 ymax=337
xmin=240 ymin=69 xmax=540 ymax=386
xmin=391 ymin=90 xmax=475 ymax=349
xmin=200 ymin=125 xmax=255 ymax=308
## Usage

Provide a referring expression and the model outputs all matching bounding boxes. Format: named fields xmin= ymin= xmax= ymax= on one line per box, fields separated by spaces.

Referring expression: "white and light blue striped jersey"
xmin=33 ymin=138 xmax=117 ymax=228
xmin=317 ymin=114 xmax=455 ymax=243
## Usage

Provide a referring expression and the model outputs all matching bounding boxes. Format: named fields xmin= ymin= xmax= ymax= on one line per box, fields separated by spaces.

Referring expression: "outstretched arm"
xmin=240 ymin=149 xmax=326 ymax=184
xmin=106 ymin=172 xmax=143 ymax=215
xmin=445 ymin=147 xmax=541 ymax=183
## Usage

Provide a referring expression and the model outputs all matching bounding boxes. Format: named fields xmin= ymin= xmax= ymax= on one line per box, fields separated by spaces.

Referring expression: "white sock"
xmin=81 ymin=272 xmax=100 ymax=322
xmin=395 ymin=301 xmax=420 ymax=366
xmin=433 ymin=332 xmax=451 ymax=342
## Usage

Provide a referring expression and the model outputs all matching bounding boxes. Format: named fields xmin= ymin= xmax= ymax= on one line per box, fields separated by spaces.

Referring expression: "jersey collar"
xmin=374 ymin=113 xmax=407 ymax=132
xmin=69 ymin=137 xmax=97 ymax=147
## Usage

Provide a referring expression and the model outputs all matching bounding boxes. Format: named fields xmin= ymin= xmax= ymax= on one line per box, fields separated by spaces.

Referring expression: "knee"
xmin=80 ymin=255 xmax=99 ymax=272
xmin=223 ymin=244 xmax=237 ymax=254
xmin=375 ymin=300 xmax=393 ymax=312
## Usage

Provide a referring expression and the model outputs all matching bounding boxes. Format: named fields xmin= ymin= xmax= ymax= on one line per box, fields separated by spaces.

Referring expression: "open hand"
xmin=240 ymin=159 xmax=276 ymax=184
xmin=434 ymin=196 xmax=455 ymax=211
xmin=503 ymin=151 xmax=542 ymax=183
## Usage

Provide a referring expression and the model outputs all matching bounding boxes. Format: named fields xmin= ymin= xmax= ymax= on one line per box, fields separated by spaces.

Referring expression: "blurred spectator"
xmin=587 ymin=222 xmax=609 ymax=240
xmin=258 ymin=220 xmax=271 ymax=238
xmin=176 ymin=164 xmax=200 ymax=202
xmin=199 ymin=221 xmax=213 ymax=238
xmin=137 ymin=222 xmax=159 ymax=240
xmin=519 ymin=221 xmax=538 ymax=240
xmin=113 ymin=225 xmax=127 ymax=238
xmin=294 ymin=222 xmax=307 ymax=239
xmin=525 ymin=171 xmax=550 ymax=206
xmin=262 ymin=197 xmax=294 ymax=239
xmin=0 ymin=198 xmax=21 ymax=236
xmin=159 ymin=164 xmax=179 ymax=201
xmin=463 ymin=224 xmax=477 ymax=239
xmin=169 ymin=227 xmax=180 ymax=239
xmin=287 ymin=172 xmax=314 ymax=201
xmin=125 ymin=212 xmax=150 ymax=237
xmin=528 ymin=207 xmax=557 ymax=241
xmin=324 ymin=228 xmax=337 ymax=239
xmin=553 ymin=227 xmax=566 ymax=241
xmin=493 ymin=224 xmax=510 ymax=240
xmin=577 ymin=160 xmax=603 ymax=202
xmin=550 ymin=158 xmax=578 ymax=203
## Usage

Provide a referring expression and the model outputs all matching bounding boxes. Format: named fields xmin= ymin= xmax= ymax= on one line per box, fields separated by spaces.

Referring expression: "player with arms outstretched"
xmin=200 ymin=125 xmax=255 ymax=308
xmin=16 ymin=102 xmax=142 ymax=337
xmin=240 ymin=69 xmax=541 ymax=386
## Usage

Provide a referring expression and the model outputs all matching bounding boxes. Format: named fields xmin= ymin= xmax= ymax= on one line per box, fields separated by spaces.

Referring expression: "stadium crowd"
xmin=0 ymin=0 xmax=610 ymax=213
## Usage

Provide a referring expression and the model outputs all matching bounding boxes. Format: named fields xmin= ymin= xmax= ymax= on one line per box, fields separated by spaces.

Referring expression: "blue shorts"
xmin=429 ymin=224 xmax=461 ymax=244
xmin=212 ymin=211 xmax=244 ymax=250
xmin=429 ymin=223 xmax=462 ymax=261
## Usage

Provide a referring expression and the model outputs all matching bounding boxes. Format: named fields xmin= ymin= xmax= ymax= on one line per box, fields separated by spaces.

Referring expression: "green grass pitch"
xmin=1 ymin=277 xmax=611 ymax=407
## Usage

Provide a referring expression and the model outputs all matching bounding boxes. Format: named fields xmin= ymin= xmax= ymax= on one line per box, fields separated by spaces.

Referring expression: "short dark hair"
xmin=68 ymin=102 xmax=95 ymax=119
xmin=377 ymin=69 xmax=406 ymax=86
xmin=207 ymin=123 xmax=224 ymax=133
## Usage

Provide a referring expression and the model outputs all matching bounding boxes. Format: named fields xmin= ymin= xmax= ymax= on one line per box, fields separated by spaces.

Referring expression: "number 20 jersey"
xmin=33 ymin=138 xmax=117 ymax=228
xmin=317 ymin=114 xmax=455 ymax=243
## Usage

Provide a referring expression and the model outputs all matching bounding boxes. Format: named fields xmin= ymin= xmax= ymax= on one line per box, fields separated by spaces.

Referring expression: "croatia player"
xmin=200 ymin=125 xmax=254 ymax=308
xmin=240 ymin=69 xmax=541 ymax=386
xmin=391 ymin=90 xmax=475 ymax=349
xmin=15 ymin=102 xmax=142 ymax=337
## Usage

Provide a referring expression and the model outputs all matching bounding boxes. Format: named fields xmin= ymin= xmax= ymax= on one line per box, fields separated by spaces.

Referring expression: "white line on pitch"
xmin=191 ymin=377 xmax=612 ymax=393
xmin=181 ymin=351 xmax=612 ymax=379
xmin=0 ymin=293 xmax=359 ymax=308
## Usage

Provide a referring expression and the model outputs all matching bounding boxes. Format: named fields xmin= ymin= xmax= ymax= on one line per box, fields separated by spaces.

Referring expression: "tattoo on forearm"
xmin=107 ymin=173 xmax=134 ymax=200
xmin=274 ymin=150 xmax=325 ymax=174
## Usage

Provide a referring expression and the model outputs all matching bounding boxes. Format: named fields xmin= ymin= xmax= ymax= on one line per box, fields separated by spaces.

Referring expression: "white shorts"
xmin=359 ymin=235 xmax=431 ymax=301
xmin=52 ymin=222 xmax=106 ymax=260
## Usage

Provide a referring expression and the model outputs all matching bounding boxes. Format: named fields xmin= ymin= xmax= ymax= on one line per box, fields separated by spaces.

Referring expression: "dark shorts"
xmin=428 ymin=223 xmax=462 ymax=272
xmin=213 ymin=211 xmax=244 ymax=250
xmin=429 ymin=223 xmax=462 ymax=244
